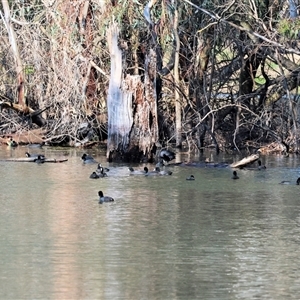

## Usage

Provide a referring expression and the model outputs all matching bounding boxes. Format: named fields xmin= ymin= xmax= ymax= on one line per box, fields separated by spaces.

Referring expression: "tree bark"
xmin=173 ymin=1 xmax=182 ymax=148
xmin=106 ymin=22 xmax=128 ymax=159
xmin=106 ymin=23 xmax=158 ymax=162
xmin=137 ymin=49 xmax=159 ymax=158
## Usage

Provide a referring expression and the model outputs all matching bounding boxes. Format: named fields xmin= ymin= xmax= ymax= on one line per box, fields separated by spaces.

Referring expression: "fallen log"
xmin=230 ymin=154 xmax=259 ymax=168
xmin=0 ymin=101 xmax=47 ymax=127
xmin=2 ymin=157 xmax=68 ymax=163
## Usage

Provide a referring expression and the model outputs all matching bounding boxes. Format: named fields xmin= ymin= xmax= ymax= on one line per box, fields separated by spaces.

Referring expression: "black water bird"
xmin=89 ymin=171 xmax=99 ymax=179
xmin=34 ymin=155 xmax=45 ymax=164
xmin=246 ymin=159 xmax=266 ymax=171
xmin=144 ymin=166 xmax=160 ymax=176
xmin=128 ymin=166 xmax=148 ymax=175
xmin=159 ymin=149 xmax=175 ymax=163
xmin=81 ymin=153 xmax=97 ymax=163
xmin=186 ymin=175 xmax=195 ymax=181
xmin=98 ymin=191 xmax=114 ymax=204
xmin=155 ymin=167 xmax=172 ymax=176
xmin=97 ymin=163 xmax=109 ymax=173
xmin=25 ymin=152 xmax=45 ymax=159
xmin=232 ymin=171 xmax=239 ymax=179
xmin=97 ymin=167 xmax=108 ymax=178
xmin=257 ymin=160 xmax=266 ymax=170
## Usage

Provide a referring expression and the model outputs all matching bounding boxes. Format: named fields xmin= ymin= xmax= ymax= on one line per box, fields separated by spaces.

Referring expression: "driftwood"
xmin=2 ymin=158 xmax=68 ymax=163
xmin=230 ymin=154 xmax=259 ymax=168
xmin=258 ymin=142 xmax=287 ymax=155
xmin=0 ymin=128 xmax=46 ymax=145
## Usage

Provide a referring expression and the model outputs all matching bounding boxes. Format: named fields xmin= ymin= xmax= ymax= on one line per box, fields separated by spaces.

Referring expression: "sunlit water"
xmin=1 ymin=146 xmax=300 ymax=299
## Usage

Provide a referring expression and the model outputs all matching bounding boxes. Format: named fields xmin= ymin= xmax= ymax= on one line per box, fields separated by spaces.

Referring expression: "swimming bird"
xmin=25 ymin=152 xmax=32 ymax=157
xmin=246 ymin=160 xmax=266 ymax=171
xmin=159 ymin=149 xmax=175 ymax=163
xmin=97 ymin=167 xmax=108 ymax=178
xmin=25 ymin=152 xmax=45 ymax=159
xmin=89 ymin=171 xmax=99 ymax=179
xmin=98 ymin=191 xmax=114 ymax=204
xmin=144 ymin=166 xmax=160 ymax=176
xmin=186 ymin=175 xmax=195 ymax=181
xmin=128 ymin=167 xmax=148 ymax=175
xmin=97 ymin=163 xmax=109 ymax=173
xmin=232 ymin=171 xmax=239 ymax=179
xmin=81 ymin=153 xmax=97 ymax=163
xmin=257 ymin=160 xmax=266 ymax=170
xmin=155 ymin=167 xmax=172 ymax=175
xmin=34 ymin=155 xmax=45 ymax=164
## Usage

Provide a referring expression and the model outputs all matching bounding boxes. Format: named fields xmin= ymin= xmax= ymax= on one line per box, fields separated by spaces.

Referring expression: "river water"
xmin=0 ymin=146 xmax=300 ymax=299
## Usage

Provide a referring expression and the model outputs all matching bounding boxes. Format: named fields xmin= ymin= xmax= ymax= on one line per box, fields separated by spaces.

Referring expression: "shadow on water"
xmin=1 ymin=146 xmax=300 ymax=299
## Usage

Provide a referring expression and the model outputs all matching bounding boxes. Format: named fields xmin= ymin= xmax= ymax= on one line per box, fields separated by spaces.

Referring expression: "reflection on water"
xmin=0 ymin=146 xmax=300 ymax=299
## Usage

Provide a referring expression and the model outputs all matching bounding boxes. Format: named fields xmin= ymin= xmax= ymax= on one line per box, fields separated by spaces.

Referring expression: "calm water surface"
xmin=1 ymin=146 xmax=300 ymax=299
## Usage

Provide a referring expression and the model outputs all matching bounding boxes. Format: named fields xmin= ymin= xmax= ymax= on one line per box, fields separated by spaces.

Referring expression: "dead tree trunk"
xmin=106 ymin=22 xmax=158 ymax=162
xmin=173 ymin=1 xmax=182 ymax=148
xmin=134 ymin=49 xmax=159 ymax=160
xmin=106 ymin=23 xmax=129 ymax=160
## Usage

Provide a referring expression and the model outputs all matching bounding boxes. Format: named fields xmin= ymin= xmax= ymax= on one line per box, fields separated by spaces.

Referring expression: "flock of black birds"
xmin=232 ymin=161 xmax=300 ymax=185
xmin=26 ymin=148 xmax=300 ymax=204
xmin=80 ymin=153 xmax=114 ymax=203
xmin=81 ymin=149 xmax=179 ymax=204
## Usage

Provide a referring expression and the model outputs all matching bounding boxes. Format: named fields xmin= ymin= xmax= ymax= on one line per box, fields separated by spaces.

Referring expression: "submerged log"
xmin=230 ymin=154 xmax=259 ymax=168
xmin=2 ymin=157 xmax=68 ymax=163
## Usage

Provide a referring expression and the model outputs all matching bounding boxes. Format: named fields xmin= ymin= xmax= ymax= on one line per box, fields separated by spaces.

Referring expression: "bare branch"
xmin=182 ymin=0 xmax=300 ymax=55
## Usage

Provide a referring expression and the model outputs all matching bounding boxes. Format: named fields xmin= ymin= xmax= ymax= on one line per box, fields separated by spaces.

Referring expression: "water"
xmin=0 ymin=146 xmax=300 ymax=299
